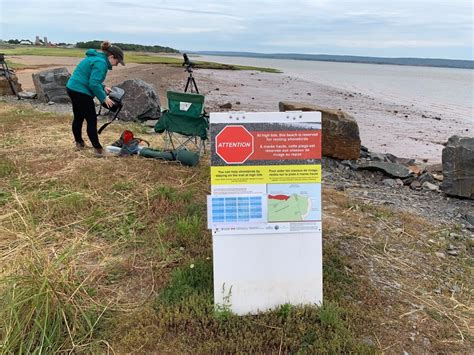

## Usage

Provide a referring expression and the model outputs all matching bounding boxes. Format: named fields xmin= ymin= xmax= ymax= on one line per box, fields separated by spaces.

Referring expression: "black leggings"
xmin=67 ymin=88 xmax=102 ymax=149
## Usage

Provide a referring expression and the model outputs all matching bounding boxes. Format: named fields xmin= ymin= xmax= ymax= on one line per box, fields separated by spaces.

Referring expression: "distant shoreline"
xmin=193 ymin=51 xmax=474 ymax=70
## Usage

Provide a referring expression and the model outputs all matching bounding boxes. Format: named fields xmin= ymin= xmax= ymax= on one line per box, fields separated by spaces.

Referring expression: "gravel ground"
xmin=322 ymin=157 xmax=473 ymax=234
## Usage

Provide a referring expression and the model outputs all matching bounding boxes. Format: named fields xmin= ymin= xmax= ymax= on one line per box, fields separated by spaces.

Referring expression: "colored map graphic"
xmin=267 ymin=183 xmax=321 ymax=222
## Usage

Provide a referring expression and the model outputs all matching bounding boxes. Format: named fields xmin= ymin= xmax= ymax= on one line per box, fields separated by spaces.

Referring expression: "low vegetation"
xmin=76 ymin=40 xmax=178 ymax=54
xmin=0 ymin=102 xmax=472 ymax=353
xmin=2 ymin=47 xmax=280 ymax=73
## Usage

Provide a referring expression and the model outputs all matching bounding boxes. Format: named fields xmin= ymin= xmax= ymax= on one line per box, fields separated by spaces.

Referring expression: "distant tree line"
xmin=5 ymin=38 xmax=72 ymax=46
xmin=76 ymin=40 xmax=179 ymax=53
xmin=6 ymin=39 xmax=33 ymax=44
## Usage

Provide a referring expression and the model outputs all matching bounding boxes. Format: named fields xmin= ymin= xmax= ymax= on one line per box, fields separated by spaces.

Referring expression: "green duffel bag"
xmin=139 ymin=148 xmax=199 ymax=167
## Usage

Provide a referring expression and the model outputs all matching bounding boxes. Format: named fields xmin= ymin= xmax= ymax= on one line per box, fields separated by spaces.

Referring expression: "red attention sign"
xmin=215 ymin=125 xmax=254 ymax=164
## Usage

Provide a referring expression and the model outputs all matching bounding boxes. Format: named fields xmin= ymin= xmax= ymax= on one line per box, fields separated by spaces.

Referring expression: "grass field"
xmin=2 ymin=46 xmax=281 ymax=73
xmin=0 ymin=101 xmax=472 ymax=353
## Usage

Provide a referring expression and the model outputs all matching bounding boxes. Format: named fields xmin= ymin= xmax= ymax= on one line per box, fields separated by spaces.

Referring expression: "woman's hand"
xmin=104 ymin=96 xmax=114 ymax=108
xmin=104 ymin=86 xmax=112 ymax=94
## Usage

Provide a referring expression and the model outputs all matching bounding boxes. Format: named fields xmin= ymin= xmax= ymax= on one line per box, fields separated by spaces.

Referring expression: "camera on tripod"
xmin=181 ymin=53 xmax=199 ymax=93
xmin=182 ymin=53 xmax=195 ymax=73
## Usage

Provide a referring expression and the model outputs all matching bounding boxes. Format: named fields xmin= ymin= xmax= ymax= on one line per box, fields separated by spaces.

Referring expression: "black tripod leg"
xmin=191 ymin=77 xmax=199 ymax=94
xmin=184 ymin=77 xmax=191 ymax=92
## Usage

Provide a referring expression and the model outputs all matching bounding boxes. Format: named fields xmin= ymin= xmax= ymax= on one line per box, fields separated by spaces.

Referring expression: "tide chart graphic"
xmin=210 ymin=195 xmax=265 ymax=224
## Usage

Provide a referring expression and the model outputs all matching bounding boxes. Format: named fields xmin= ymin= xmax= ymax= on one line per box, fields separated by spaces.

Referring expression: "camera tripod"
xmin=0 ymin=53 xmax=21 ymax=99
xmin=184 ymin=66 xmax=199 ymax=94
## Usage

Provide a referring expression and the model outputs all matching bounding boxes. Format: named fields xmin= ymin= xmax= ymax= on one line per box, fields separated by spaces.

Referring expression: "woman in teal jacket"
xmin=66 ymin=40 xmax=124 ymax=156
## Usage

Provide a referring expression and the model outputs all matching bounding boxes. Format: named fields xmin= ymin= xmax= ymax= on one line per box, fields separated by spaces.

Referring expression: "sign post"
xmin=208 ymin=111 xmax=322 ymax=315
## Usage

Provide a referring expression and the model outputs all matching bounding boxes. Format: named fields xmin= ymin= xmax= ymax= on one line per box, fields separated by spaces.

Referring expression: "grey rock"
xmin=32 ymin=67 xmax=71 ymax=103
xmin=441 ymin=136 xmax=474 ymax=199
xmin=385 ymin=153 xmax=415 ymax=165
xmin=116 ymin=79 xmax=161 ymax=121
xmin=370 ymin=152 xmax=386 ymax=161
xmin=17 ymin=91 xmax=37 ymax=99
xmin=395 ymin=179 xmax=404 ymax=187
xmin=383 ymin=178 xmax=397 ymax=187
xmin=464 ymin=213 xmax=474 ymax=226
xmin=356 ymin=161 xmax=412 ymax=178
xmin=418 ymin=172 xmax=436 ymax=185
xmin=144 ymin=119 xmax=158 ymax=127
xmin=446 ymin=249 xmax=459 ymax=256
xmin=360 ymin=148 xmax=370 ymax=159
xmin=422 ymin=182 xmax=439 ymax=191
xmin=403 ymin=176 xmax=417 ymax=185
xmin=341 ymin=160 xmax=357 ymax=169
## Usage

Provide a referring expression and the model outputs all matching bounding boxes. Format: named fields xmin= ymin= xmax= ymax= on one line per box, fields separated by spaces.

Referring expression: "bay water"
xmin=196 ymin=55 xmax=474 ymax=123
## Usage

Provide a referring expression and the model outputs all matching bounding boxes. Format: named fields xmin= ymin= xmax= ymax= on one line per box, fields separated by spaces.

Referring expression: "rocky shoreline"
xmin=8 ymin=55 xmax=473 ymax=162
xmin=2 ymin=59 xmax=473 ymax=237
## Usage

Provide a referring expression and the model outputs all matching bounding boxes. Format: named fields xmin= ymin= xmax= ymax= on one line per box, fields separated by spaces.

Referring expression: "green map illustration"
xmin=267 ymin=183 xmax=321 ymax=222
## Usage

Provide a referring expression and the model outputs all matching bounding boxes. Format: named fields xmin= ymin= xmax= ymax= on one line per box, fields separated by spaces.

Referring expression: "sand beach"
xmin=9 ymin=54 xmax=474 ymax=163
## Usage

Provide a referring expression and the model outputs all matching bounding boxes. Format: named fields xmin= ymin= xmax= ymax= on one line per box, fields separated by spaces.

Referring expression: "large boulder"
xmin=32 ymin=67 xmax=71 ymax=103
xmin=279 ymin=101 xmax=360 ymax=160
xmin=116 ymin=79 xmax=161 ymax=121
xmin=441 ymin=136 xmax=474 ymax=199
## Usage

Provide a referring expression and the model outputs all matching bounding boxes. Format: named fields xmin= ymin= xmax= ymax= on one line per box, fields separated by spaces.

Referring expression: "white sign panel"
xmin=209 ymin=111 xmax=323 ymax=315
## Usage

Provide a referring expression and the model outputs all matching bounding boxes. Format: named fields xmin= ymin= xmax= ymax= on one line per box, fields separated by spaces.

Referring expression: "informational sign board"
xmin=209 ymin=111 xmax=323 ymax=315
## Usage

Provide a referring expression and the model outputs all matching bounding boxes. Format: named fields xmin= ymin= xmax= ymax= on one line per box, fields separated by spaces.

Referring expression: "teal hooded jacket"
xmin=66 ymin=49 xmax=112 ymax=103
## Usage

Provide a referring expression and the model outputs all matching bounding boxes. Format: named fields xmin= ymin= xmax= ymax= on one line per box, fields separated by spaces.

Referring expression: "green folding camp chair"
xmin=154 ymin=91 xmax=208 ymax=156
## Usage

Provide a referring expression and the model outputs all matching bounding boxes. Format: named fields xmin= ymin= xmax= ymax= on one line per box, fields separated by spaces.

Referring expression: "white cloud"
xmin=80 ymin=25 xmax=245 ymax=35
xmin=1 ymin=0 xmax=472 ymax=59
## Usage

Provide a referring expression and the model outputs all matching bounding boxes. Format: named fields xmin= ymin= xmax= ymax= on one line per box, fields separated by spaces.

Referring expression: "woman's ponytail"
xmin=101 ymin=40 xmax=111 ymax=51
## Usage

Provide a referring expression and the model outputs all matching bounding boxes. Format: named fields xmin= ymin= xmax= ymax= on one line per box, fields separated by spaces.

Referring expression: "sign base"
xmin=213 ymin=233 xmax=323 ymax=315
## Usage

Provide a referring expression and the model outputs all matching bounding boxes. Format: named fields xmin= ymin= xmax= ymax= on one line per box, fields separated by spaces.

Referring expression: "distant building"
xmin=19 ymin=40 xmax=33 ymax=45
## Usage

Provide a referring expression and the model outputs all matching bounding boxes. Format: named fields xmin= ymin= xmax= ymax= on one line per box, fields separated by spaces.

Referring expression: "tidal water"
xmin=196 ymin=54 xmax=474 ymax=123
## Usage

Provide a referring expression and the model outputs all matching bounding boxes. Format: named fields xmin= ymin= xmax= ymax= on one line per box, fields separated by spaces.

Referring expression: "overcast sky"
xmin=1 ymin=0 xmax=472 ymax=59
